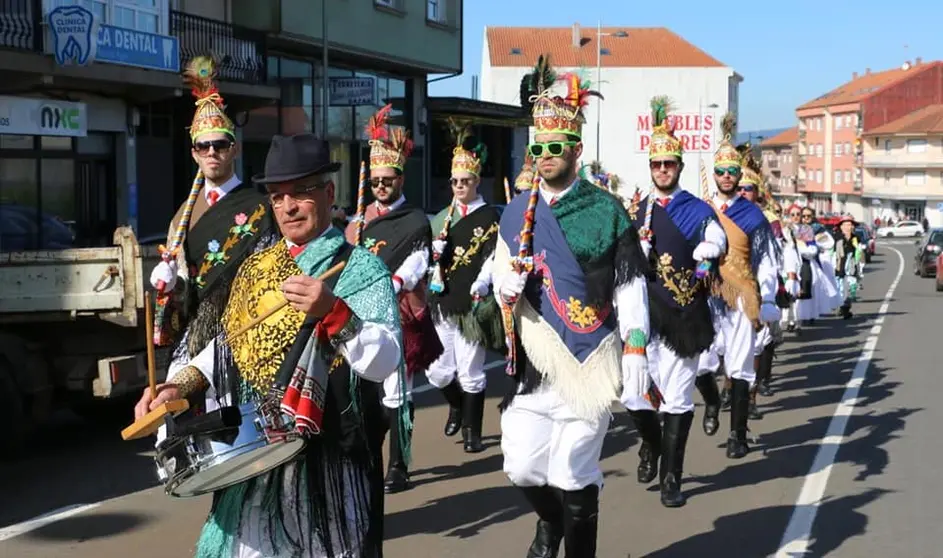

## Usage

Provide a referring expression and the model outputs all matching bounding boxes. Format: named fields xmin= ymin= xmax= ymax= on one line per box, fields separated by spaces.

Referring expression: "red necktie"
xmin=289 ymin=244 xmax=306 ymax=258
xmin=378 ymin=206 xmax=389 ymax=216
xmin=549 ymin=197 xmax=558 ymax=207
xmin=720 ymin=203 xmax=728 ymax=213
xmin=460 ymin=204 xmax=468 ymax=217
xmin=658 ymin=197 xmax=670 ymax=208
xmin=207 ymin=190 xmax=220 ymax=206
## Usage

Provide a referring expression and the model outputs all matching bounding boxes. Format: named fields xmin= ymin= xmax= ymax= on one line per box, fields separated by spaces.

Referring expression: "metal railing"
xmin=171 ymin=11 xmax=267 ymax=85
xmin=0 ymin=0 xmax=40 ymax=51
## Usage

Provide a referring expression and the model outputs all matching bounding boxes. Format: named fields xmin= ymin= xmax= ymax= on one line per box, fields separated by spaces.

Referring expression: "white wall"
xmin=481 ymin=46 xmax=738 ymax=199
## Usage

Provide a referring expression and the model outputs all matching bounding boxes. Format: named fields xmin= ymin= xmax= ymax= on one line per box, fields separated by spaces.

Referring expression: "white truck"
xmin=0 ymin=226 xmax=165 ymax=457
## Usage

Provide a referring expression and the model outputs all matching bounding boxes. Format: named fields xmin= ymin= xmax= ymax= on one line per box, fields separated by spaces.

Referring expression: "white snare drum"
xmin=155 ymin=402 xmax=306 ymax=498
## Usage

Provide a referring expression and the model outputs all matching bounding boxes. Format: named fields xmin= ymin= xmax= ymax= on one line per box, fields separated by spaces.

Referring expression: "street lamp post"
xmin=595 ymin=23 xmax=627 ymax=162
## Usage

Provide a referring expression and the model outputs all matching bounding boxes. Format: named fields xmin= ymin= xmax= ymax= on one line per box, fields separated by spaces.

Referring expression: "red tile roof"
xmin=761 ymin=127 xmax=798 ymax=147
xmin=798 ymin=61 xmax=941 ymax=110
xmin=863 ymin=104 xmax=943 ymax=136
xmin=486 ymin=26 xmax=726 ymax=68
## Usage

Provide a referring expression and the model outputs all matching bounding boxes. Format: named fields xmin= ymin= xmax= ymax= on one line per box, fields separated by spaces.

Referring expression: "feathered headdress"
xmin=648 ymin=95 xmax=683 ymax=160
xmin=448 ymin=118 xmax=487 ymax=177
xmin=713 ymin=112 xmax=741 ymax=168
xmin=580 ymin=160 xmax=619 ymax=192
xmin=184 ymin=56 xmax=234 ymax=142
xmin=514 ymin=153 xmax=535 ymax=191
xmin=527 ymin=55 xmax=602 ymax=138
xmin=366 ymin=104 xmax=413 ymax=171
xmin=520 ymin=54 xmax=557 ymax=113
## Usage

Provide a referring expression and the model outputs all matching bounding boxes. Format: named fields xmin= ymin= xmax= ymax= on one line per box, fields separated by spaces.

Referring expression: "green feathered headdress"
xmin=448 ymin=117 xmax=487 ymax=176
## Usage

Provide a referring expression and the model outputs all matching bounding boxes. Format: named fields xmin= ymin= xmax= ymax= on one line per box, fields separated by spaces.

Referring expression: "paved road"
xmin=0 ymin=242 xmax=935 ymax=557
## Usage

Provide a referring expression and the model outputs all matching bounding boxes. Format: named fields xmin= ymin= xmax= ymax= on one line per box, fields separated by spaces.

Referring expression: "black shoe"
xmin=659 ymin=412 xmax=693 ymax=508
xmin=628 ymin=410 xmax=660 ymax=483
xmin=694 ymin=374 xmax=721 ymax=436
xmin=440 ymin=379 xmax=464 ymax=437
xmin=519 ymin=486 xmax=563 ymax=558
xmin=462 ymin=390 xmax=486 ymax=453
xmin=757 ymin=345 xmax=775 ymax=397
xmin=384 ymin=403 xmax=414 ymax=493
xmin=726 ymin=379 xmax=750 ymax=459
xmin=758 ymin=380 xmax=774 ymax=397
xmin=562 ymin=485 xmax=599 ymax=558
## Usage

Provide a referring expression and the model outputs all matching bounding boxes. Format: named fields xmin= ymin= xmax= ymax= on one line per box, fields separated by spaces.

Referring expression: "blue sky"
xmin=428 ymin=0 xmax=943 ymax=131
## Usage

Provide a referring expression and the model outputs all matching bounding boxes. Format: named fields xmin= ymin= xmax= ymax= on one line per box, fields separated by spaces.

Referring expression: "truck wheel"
xmin=0 ymin=358 xmax=28 ymax=459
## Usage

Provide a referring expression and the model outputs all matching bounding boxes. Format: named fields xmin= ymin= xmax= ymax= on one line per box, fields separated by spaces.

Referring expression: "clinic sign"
xmin=0 ymin=96 xmax=87 ymax=137
xmin=48 ymin=5 xmax=179 ymax=72
xmin=635 ymin=113 xmax=716 ymax=153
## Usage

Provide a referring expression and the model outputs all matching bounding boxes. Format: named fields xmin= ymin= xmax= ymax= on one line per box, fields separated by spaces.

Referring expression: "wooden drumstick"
xmin=226 ymin=260 xmax=346 ymax=341
xmin=145 ymin=291 xmax=158 ymax=401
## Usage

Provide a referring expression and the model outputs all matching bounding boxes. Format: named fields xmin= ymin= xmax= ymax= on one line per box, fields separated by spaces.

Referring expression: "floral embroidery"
xmin=533 ymin=251 xmax=610 ymax=333
xmin=566 ymin=297 xmax=599 ymax=328
xmin=195 ymin=203 xmax=267 ymax=289
xmin=363 ymin=237 xmax=387 ymax=256
xmin=448 ymin=222 xmax=498 ymax=271
xmin=655 ymin=251 xmax=704 ymax=306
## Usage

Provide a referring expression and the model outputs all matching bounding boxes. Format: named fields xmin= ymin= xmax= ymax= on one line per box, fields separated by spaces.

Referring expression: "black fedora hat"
xmin=252 ymin=133 xmax=342 ymax=184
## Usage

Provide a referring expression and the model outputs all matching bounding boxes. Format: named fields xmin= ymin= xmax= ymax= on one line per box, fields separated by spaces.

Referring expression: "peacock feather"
xmin=650 ymin=95 xmax=674 ymax=128
xmin=183 ymin=56 xmax=220 ymax=104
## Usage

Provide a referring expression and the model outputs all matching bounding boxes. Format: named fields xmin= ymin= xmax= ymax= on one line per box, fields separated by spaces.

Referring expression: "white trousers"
xmin=780 ymin=302 xmax=799 ymax=327
xmin=501 ymin=387 xmax=610 ymax=491
xmin=621 ymin=337 xmax=696 ymax=414
xmin=698 ymin=298 xmax=756 ymax=384
xmin=382 ymin=370 xmax=414 ymax=409
xmin=425 ymin=317 xmax=487 ymax=394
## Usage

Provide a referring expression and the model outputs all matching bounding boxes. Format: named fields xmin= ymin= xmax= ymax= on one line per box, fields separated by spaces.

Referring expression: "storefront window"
xmin=326 ymin=67 xmax=355 ymax=141
xmin=42 ymin=159 xmax=76 ymax=227
xmin=1 ymin=135 xmax=32 ymax=149
xmin=41 ymin=136 xmax=72 ymax=150
xmin=279 ymin=58 xmax=315 ymax=135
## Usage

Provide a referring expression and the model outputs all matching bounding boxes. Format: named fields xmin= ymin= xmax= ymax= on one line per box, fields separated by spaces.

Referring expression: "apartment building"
xmin=861 ymin=104 xmax=943 ymax=225
xmin=795 ymin=59 xmax=943 ymax=219
xmin=759 ymin=126 xmax=800 ymax=200
xmin=480 ymin=25 xmax=741 ymax=199
xmin=0 ymin=0 xmax=462 ymax=249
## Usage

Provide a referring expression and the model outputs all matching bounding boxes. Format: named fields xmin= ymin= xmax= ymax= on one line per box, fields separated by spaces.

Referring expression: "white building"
xmin=480 ymin=25 xmax=742 ymax=198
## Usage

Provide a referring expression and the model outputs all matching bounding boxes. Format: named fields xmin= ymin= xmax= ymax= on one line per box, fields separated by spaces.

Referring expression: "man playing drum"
xmin=135 ymin=134 xmax=404 ymax=558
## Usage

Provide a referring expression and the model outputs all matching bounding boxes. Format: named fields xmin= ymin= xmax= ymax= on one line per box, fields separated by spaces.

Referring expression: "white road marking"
xmin=775 ymin=247 xmax=905 ymax=556
xmin=0 ymin=360 xmax=508 ymax=543
xmin=0 ymin=503 xmax=102 ymax=542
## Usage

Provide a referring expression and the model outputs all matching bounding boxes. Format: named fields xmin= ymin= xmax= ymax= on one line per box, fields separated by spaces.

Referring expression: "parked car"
xmin=915 ymin=228 xmax=943 ymax=277
xmin=877 ymin=220 xmax=924 ymax=238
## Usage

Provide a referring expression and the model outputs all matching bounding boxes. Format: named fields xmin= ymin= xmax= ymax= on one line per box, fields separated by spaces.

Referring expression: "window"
xmin=816 ymin=170 xmax=823 ymax=183
xmin=834 ymin=143 xmax=843 ymax=156
xmin=884 ymin=171 xmax=890 ymax=186
xmin=427 ymin=0 xmax=445 ymax=22
xmin=834 ymin=170 xmax=842 ymax=184
xmin=834 ymin=115 xmax=842 ymax=129
xmin=905 ymin=171 xmax=926 ymax=186
xmin=816 ymin=144 xmax=823 ymax=157
xmin=844 ymin=142 xmax=851 ymax=155
xmin=884 ymin=139 xmax=892 ymax=152
xmin=817 ymin=118 xmax=822 ymax=131
xmin=845 ymin=170 xmax=851 ymax=183
xmin=58 ymin=0 xmax=165 ymax=34
xmin=845 ymin=115 xmax=852 ymax=127
xmin=907 ymin=139 xmax=928 ymax=153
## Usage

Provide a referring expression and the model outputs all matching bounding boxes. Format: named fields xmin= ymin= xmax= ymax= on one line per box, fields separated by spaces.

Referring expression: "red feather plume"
xmin=365 ymin=104 xmax=392 ymax=141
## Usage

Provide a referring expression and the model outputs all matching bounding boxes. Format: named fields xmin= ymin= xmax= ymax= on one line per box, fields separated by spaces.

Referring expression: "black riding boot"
xmin=562 ymin=485 xmax=599 ymax=558
xmin=462 ymin=389 xmax=486 ymax=453
xmin=720 ymin=375 xmax=733 ymax=410
xmin=659 ymin=412 xmax=694 ymax=508
xmin=726 ymin=379 xmax=750 ymax=459
xmin=519 ymin=485 xmax=564 ymax=558
xmin=757 ymin=345 xmax=775 ymax=397
xmin=628 ymin=410 xmax=661 ymax=483
xmin=694 ymin=374 xmax=721 ymax=436
xmin=748 ymin=356 xmax=763 ymax=420
xmin=440 ymin=378 xmax=464 ymax=437
xmin=384 ymin=402 xmax=414 ymax=494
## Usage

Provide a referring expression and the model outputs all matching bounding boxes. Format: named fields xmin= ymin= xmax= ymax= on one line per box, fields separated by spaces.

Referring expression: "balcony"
xmin=862 ymin=152 xmax=943 ymax=169
xmin=0 ymin=1 xmax=266 ymax=84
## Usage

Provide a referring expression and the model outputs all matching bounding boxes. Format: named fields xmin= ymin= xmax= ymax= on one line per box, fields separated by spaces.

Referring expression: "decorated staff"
xmin=353 ymin=160 xmax=368 ymax=245
xmin=424 ymin=118 xmax=503 ymax=455
xmin=493 ymin=52 xmax=650 ymax=557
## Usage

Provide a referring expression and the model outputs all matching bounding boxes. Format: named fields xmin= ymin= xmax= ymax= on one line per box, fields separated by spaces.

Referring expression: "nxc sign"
xmin=48 ymin=5 xmax=180 ymax=73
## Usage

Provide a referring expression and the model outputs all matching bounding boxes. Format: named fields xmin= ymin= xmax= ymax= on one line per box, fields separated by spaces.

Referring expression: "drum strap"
xmin=271 ymin=242 xmax=355 ymax=392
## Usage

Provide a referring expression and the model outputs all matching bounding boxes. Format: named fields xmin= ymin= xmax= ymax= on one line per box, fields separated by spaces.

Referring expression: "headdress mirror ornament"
xmin=514 ymin=153 xmax=536 ymax=191
xmin=448 ymin=118 xmax=487 ymax=177
xmin=648 ymin=96 xmax=683 ymax=160
xmin=713 ymin=112 xmax=741 ymax=168
xmin=580 ymin=160 xmax=620 ymax=192
xmin=523 ymin=54 xmax=602 ymax=138
xmin=185 ymin=56 xmax=235 ymax=143
xmin=365 ymin=104 xmax=413 ymax=171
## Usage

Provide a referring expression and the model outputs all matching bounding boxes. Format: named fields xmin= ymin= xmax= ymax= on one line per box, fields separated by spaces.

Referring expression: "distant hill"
xmin=736 ymin=128 xmax=789 ymax=145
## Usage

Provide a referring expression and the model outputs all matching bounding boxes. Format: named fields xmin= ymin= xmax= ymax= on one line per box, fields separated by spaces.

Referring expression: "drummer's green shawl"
xmin=196 ymin=226 xmax=405 ymax=558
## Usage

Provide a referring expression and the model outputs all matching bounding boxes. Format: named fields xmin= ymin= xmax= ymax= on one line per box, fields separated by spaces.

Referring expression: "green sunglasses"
xmin=714 ymin=166 xmax=741 ymax=177
xmin=528 ymin=141 xmax=578 ymax=158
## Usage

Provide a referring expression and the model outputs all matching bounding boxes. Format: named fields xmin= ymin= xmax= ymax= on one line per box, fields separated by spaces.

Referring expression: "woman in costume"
xmin=425 ymin=121 xmax=504 ymax=454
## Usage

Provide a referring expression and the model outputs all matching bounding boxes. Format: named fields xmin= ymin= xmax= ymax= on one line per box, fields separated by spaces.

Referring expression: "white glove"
xmin=469 ymin=280 xmax=489 ymax=297
xmin=692 ymin=241 xmax=722 ymax=261
xmin=498 ymin=271 xmax=528 ymax=304
xmin=392 ymin=277 xmax=403 ymax=294
xmin=785 ymin=278 xmax=799 ymax=297
xmin=432 ymin=239 xmax=447 ymax=255
xmin=760 ymin=301 xmax=781 ymax=323
xmin=150 ymin=260 xmax=178 ymax=292
xmin=620 ymin=353 xmax=651 ymax=406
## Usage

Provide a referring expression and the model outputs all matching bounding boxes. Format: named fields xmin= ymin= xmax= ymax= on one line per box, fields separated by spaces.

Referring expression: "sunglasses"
xmin=528 ymin=141 xmax=577 ymax=158
xmin=801 ymin=214 xmax=814 ymax=219
xmin=369 ymin=177 xmax=397 ymax=189
xmin=740 ymin=185 xmax=755 ymax=192
xmin=714 ymin=166 xmax=741 ymax=177
xmin=789 ymin=212 xmax=800 ymax=217
xmin=649 ymin=160 xmax=679 ymax=170
xmin=268 ymin=182 xmax=329 ymax=207
xmin=193 ymin=139 xmax=233 ymax=154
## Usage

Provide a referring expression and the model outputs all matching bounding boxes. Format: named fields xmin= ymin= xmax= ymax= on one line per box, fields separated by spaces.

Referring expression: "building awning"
xmin=427 ymin=97 xmax=531 ymax=127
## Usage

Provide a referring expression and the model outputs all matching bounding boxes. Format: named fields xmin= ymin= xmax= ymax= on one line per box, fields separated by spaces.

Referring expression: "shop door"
xmin=75 ymin=159 xmax=116 ymax=247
